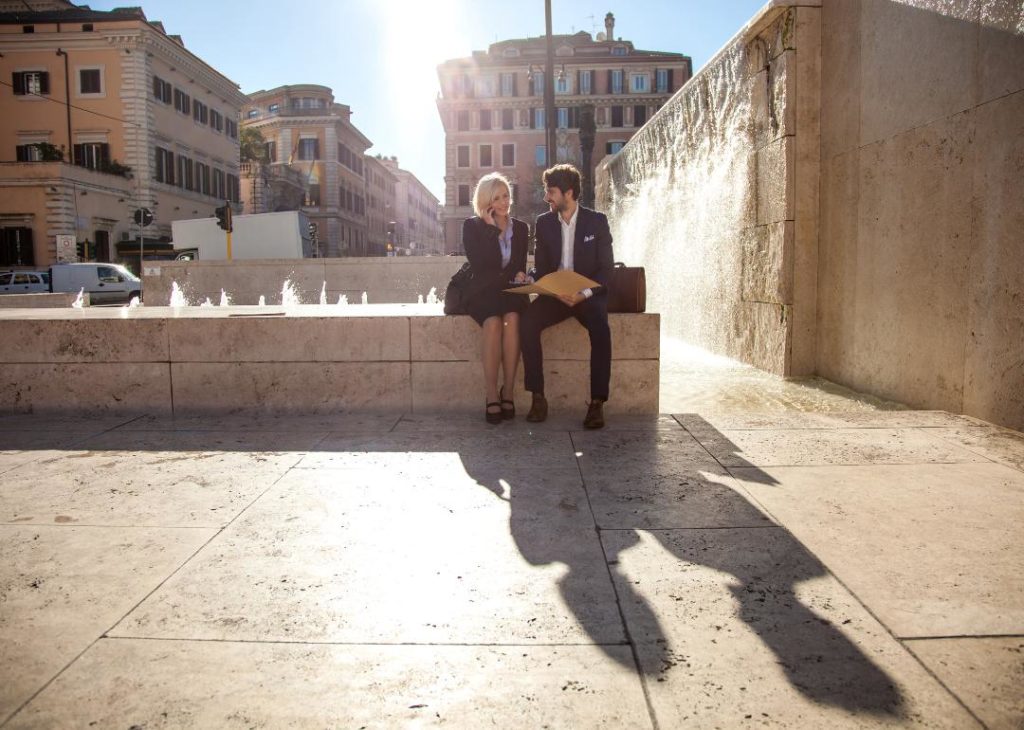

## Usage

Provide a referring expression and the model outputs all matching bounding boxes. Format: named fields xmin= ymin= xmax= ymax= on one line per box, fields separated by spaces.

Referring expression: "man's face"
xmin=544 ymin=185 xmax=572 ymax=213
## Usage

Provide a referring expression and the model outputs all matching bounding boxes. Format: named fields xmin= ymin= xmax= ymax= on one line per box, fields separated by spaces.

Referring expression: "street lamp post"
xmin=543 ymin=0 xmax=557 ymax=165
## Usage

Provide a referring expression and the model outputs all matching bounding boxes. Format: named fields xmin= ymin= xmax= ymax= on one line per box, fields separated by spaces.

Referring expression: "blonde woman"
xmin=461 ymin=172 xmax=529 ymax=424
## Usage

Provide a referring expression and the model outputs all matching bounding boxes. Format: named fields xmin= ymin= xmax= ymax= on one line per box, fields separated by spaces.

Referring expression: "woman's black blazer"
xmin=462 ymin=216 xmax=529 ymax=299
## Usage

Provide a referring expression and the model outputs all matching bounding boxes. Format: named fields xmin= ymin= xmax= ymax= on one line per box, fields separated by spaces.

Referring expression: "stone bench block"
xmin=411 ymin=313 xmax=661 ymax=361
xmin=0 ymin=319 xmax=169 ymax=363
xmin=167 ymin=317 xmax=410 ymax=363
xmin=169 ymin=362 xmax=411 ymax=415
xmin=0 ymin=363 xmax=172 ymax=415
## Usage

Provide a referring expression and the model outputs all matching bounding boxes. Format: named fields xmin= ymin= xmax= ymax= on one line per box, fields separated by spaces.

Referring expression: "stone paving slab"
xmin=674 ymin=410 xmax=986 ymax=431
xmin=111 ymin=467 xmax=625 ymax=646
xmin=930 ymin=425 xmax=1024 ymax=473
xmin=393 ymin=412 xmax=684 ymax=433
xmin=0 ymin=525 xmax=215 ymax=725
xmin=125 ymin=413 xmax=401 ymax=434
xmin=0 ymin=436 xmax=87 ymax=476
xmin=691 ymin=427 xmax=990 ymax=467
xmin=905 ymin=637 xmax=1024 ymax=730
xmin=732 ymin=463 xmax=1024 ymax=637
xmin=6 ymin=640 xmax=650 ymax=730
xmin=0 ymin=444 xmax=305 ymax=528
xmin=0 ymin=415 xmax=138 ymax=433
xmin=604 ymin=528 xmax=979 ymax=728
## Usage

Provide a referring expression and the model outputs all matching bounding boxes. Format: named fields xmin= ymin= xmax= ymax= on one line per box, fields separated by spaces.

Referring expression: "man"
xmin=520 ymin=164 xmax=614 ymax=429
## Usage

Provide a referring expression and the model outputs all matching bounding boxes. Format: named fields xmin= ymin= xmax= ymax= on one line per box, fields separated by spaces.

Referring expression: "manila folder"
xmin=505 ymin=270 xmax=599 ymax=297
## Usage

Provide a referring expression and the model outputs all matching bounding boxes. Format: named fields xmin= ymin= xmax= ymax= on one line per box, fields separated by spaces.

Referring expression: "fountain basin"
xmin=0 ymin=308 xmax=659 ymax=416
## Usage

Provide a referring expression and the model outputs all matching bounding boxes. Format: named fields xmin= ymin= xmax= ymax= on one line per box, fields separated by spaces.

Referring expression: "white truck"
xmin=49 ymin=263 xmax=142 ymax=304
xmin=170 ymin=210 xmax=314 ymax=260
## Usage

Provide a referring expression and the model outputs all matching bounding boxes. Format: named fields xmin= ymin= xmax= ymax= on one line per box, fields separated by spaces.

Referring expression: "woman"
xmin=462 ymin=172 xmax=529 ymax=424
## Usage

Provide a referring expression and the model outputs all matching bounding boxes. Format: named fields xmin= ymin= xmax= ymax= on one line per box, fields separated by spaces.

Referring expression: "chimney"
xmin=604 ymin=12 xmax=615 ymax=41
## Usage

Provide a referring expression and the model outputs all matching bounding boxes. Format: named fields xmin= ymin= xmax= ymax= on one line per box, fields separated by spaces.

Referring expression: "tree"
xmin=240 ymin=127 xmax=268 ymax=163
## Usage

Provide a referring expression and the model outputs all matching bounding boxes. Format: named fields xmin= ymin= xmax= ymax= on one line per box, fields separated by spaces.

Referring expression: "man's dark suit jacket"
xmin=532 ymin=206 xmax=614 ymax=295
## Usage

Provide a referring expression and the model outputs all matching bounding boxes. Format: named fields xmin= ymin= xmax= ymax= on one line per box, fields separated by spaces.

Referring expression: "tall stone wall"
xmin=595 ymin=5 xmax=820 ymax=377
xmin=817 ymin=0 xmax=1024 ymax=429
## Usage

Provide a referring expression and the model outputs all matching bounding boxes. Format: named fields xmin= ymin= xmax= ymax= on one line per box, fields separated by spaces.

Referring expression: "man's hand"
xmin=513 ymin=271 xmax=527 ymax=283
xmin=557 ymin=291 xmax=585 ymax=307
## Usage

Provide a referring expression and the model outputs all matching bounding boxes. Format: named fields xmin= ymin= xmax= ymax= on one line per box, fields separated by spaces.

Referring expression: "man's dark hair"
xmin=543 ymin=164 xmax=581 ymax=201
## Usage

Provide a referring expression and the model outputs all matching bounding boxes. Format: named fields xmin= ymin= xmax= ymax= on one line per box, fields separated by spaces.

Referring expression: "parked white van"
xmin=49 ymin=263 xmax=142 ymax=304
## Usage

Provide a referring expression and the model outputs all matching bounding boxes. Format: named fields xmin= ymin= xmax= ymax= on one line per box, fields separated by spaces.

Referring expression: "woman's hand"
xmin=481 ymin=207 xmax=496 ymax=227
xmin=513 ymin=271 xmax=527 ymax=283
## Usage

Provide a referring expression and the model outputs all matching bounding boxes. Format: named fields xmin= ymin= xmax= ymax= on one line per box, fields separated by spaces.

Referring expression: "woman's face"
xmin=489 ymin=185 xmax=511 ymax=217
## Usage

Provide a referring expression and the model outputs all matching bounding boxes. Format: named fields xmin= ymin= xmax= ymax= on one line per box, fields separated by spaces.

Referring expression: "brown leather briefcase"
xmin=607 ymin=262 xmax=646 ymax=313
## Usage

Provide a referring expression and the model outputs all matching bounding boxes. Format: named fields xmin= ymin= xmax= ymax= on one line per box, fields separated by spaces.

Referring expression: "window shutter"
xmin=101 ymin=143 xmax=110 ymax=167
xmin=72 ymin=144 xmax=83 ymax=166
xmin=512 ymin=73 xmax=518 ymax=96
xmin=528 ymin=74 xmax=534 ymax=96
xmin=667 ymin=69 xmax=674 ymax=92
xmin=606 ymin=70 xmax=612 ymax=94
xmin=16 ymin=145 xmax=27 ymax=162
xmin=167 ymin=152 xmax=174 ymax=185
xmin=529 ymin=109 xmax=535 ymax=129
xmin=12 ymin=72 xmax=25 ymax=95
xmin=39 ymin=72 xmax=50 ymax=94
xmin=605 ymin=142 xmax=612 ymax=154
xmin=590 ymin=70 xmax=595 ymax=94
xmin=576 ymin=70 xmax=581 ymax=94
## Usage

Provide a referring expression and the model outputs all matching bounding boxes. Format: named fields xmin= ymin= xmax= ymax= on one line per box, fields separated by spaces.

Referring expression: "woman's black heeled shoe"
xmin=485 ymin=402 xmax=503 ymax=424
xmin=499 ymin=386 xmax=515 ymax=420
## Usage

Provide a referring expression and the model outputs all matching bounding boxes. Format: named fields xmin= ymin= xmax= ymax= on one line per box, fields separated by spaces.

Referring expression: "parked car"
xmin=0 ymin=270 xmax=51 ymax=294
xmin=49 ymin=263 xmax=142 ymax=304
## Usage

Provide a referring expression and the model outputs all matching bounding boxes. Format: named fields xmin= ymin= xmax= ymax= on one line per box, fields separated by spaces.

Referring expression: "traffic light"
xmin=214 ymin=203 xmax=233 ymax=232
xmin=308 ymin=222 xmax=318 ymax=238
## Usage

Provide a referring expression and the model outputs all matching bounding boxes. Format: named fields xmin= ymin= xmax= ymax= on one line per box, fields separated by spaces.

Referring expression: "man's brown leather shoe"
xmin=526 ymin=392 xmax=548 ymax=422
xmin=583 ymin=400 xmax=605 ymax=429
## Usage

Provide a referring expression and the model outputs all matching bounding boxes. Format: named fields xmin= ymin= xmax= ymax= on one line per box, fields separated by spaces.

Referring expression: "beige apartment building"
xmin=363 ymin=154 xmax=397 ymax=256
xmin=380 ymin=156 xmax=444 ymax=256
xmin=0 ymin=0 xmax=245 ymax=269
xmin=241 ymin=85 xmax=373 ymax=257
xmin=436 ymin=13 xmax=691 ymax=253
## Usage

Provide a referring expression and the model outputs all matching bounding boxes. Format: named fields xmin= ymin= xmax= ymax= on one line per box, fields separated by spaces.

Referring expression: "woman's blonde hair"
xmin=472 ymin=172 xmax=513 ymax=218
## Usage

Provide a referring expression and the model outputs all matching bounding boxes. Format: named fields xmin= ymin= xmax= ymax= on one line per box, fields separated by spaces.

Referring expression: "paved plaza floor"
xmin=1 ymin=353 xmax=1022 ymax=728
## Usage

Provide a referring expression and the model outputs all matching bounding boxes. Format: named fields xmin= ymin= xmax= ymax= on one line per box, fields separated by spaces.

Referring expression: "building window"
xmin=502 ymin=108 xmax=514 ymax=130
xmin=656 ymin=68 xmax=669 ymax=93
xmin=78 ymin=68 xmax=102 ymax=95
xmin=502 ymin=47 xmax=520 ymax=57
xmin=73 ymin=142 xmax=109 ymax=171
xmin=456 ymin=110 xmax=470 ymax=131
xmin=82 ymin=23 xmax=94 ymax=32
xmin=610 ymin=70 xmax=623 ymax=94
xmin=556 ymin=75 xmax=570 ymax=94
xmin=269 ymin=103 xmax=279 ymax=113
xmin=611 ymin=45 xmax=627 ymax=56
xmin=457 ymin=145 xmax=470 ymax=168
xmin=12 ymin=71 xmax=49 ymax=96
xmin=173 ymin=88 xmax=191 ymax=115
xmin=631 ymin=74 xmax=649 ymax=93
xmin=606 ymin=141 xmax=625 ymax=154
xmin=15 ymin=144 xmax=44 ymax=161
xmin=457 ymin=184 xmax=471 ymax=207
xmin=193 ymin=100 xmax=208 ymax=124
xmin=266 ymin=141 xmax=276 ymax=162
xmin=500 ymin=72 xmax=516 ymax=96
xmin=196 ymin=162 xmax=211 ymax=195
xmin=535 ymin=145 xmax=546 ymax=166
xmin=305 ymin=183 xmax=320 ymax=207
xmin=246 ymin=109 xmax=259 ymax=119
xmin=533 ymin=108 xmax=545 ymax=129
xmin=501 ymin=143 xmax=514 ymax=167
xmin=479 ymin=110 xmax=491 ymax=130
xmin=176 ymin=155 xmax=193 ymax=190
xmin=298 ymin=138 xmax=319 ymax=160
xmin=225 ymin=119 xmax=238 ymax=139
xmin=634 ymin=105 xmax=647 ymax=126
xmin=479 ymin=144 xmax=492 ymax=167
xmin=154 ymin=147 xmax=174 ymax=184
xmin=579 ymin=70 xmax=592 ymax=95
xmin=212 ymin=168 xmax=225 ymax=199
xmin=0 ymin=227 xmax=34 ymax=267
xmin=210 ymin=109 xmax=223 ymax=132
xmin=531 ymin=71 xmax=544 ymax=96
xmin=153 ymin=76 xmax=172 ymax=104
xmin=227 ymin=174 xmax=240 ymax=203
xmin=476 ymin=77 xmax=495 ymax=97
xmin=611 ymin=105 xmax=624 ymax=127
xmin=22 ymin=25 xmax=34 ymax=33
xmin=557 ymin=107 xmax=569 ymax=129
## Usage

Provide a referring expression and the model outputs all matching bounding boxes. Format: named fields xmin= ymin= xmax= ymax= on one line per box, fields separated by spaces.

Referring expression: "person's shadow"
xmin=458 ymin=416 xmax=905 ymax=717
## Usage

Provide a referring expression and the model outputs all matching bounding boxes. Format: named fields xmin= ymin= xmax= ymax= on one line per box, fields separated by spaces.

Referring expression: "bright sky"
xmin=88 ymin=0 xmax=766 ymax=200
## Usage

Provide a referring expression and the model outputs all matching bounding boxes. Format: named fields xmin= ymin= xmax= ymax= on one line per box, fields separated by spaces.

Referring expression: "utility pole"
xmin=544 ymin=0 xmax=557 ymax=164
